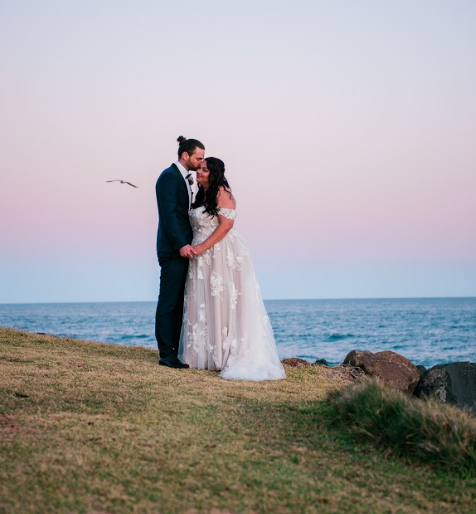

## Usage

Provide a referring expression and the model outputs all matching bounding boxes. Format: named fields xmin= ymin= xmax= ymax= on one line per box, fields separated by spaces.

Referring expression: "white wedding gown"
xmin=178 ymin=206 xmax=285 ymax=381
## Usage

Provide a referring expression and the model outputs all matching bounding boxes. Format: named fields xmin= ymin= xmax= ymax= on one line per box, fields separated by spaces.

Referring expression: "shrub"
xmin=327 ymin=378 xmax=476 ymax=477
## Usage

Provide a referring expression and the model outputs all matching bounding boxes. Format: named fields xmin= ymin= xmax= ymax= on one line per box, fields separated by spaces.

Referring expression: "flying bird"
xmin=106 ymin=180 xmax=138 ymax=188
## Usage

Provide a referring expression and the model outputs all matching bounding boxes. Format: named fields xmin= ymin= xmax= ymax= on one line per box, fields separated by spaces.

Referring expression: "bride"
xmin=178 ymin=157 xmax=285 ymax=381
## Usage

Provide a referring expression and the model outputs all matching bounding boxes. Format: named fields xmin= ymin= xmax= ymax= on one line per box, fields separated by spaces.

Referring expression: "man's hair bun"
xmin=176 ymin=136 xmax=205 ymax=159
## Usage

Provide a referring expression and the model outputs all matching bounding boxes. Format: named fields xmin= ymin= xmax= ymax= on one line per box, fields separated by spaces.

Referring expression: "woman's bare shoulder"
xmin=217 ymin=187 xmax=236 ymax=209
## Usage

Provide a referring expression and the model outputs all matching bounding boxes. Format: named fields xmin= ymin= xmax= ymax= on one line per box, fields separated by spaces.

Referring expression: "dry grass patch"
xmin=1 ymin=327 xmax=475 ymax=514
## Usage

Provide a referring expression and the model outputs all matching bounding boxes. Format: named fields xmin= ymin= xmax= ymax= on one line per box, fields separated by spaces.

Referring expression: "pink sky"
xmin=1 ymin=1 xmax=475 ymax=302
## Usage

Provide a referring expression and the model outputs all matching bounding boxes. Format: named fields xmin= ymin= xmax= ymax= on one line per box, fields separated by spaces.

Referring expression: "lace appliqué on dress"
xmin=218 ymin=207 xmax=238 ymax=220
xmin=210 ymin=272 xmax=224 ymax=297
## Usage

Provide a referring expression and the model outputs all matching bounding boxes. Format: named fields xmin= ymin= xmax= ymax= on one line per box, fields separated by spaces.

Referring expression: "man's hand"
xmin=179 ymin=244 xmax=196 ymax=259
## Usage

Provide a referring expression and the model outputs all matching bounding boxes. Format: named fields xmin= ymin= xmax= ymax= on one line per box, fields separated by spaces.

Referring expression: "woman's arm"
xmin=192 ymin=189 xmax=235 ymax=256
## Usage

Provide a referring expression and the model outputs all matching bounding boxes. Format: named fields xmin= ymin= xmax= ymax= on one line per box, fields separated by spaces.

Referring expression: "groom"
xmin=155 ymin=136 xmax=205 ymax=368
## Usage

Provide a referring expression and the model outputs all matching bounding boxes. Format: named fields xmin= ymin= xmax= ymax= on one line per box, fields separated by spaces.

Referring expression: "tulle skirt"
xmin=178 ymin=229 xmax=285 ymax=381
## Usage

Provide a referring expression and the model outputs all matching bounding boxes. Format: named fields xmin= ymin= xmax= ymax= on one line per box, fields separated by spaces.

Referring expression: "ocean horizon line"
xmin=1 ymin=295 xmax=475 ymax=306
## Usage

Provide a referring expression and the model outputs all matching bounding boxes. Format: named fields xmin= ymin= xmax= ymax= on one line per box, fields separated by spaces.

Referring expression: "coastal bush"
xmin=326 ymin=378 xmax=476 ymax=477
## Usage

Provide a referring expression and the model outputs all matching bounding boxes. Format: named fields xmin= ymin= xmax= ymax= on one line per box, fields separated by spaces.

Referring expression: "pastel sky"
xmin=1 ymin=0 xmax=475 ymax=303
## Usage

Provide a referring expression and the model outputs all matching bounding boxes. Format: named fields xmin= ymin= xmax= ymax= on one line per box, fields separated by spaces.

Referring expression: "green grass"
xmin=1 ymin=327 xmax=475 ymax=514
xmin=326 ymin=377 xmax=476 ymax=477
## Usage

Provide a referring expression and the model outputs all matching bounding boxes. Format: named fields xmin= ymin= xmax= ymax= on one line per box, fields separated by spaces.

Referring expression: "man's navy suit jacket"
xmin=156 ymin=163 xmax=193 ymax=257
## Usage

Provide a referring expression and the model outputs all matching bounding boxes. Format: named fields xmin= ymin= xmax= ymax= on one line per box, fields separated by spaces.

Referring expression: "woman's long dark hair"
xmin=192 ymin=157 xmax=233 ymax=216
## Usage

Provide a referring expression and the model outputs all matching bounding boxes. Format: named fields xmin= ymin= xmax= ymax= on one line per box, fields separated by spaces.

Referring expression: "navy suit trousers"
xmin=155 ymin=253 xmax=189 ymax=358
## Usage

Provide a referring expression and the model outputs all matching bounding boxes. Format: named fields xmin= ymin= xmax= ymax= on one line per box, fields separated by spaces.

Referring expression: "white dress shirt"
xmin=174 ymin=161 xmax=195 ymax=210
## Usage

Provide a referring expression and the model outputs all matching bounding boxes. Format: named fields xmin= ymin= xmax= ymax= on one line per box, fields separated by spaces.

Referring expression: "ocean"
xmin=0 ymin=298 xmax=475 ymax=368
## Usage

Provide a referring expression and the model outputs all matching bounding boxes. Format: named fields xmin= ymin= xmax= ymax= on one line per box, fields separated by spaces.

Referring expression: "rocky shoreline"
xmin=282 ymin=352 xmax=476 ymax=415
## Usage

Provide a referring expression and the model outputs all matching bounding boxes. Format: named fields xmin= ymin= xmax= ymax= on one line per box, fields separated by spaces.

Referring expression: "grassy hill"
xmin=1 ymin=327 xmax=474 ymax=514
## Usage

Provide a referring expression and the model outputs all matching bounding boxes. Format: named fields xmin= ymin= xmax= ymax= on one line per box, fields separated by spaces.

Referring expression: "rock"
xmin=342 ymin=350 xmax=420 ymax=394
xmin=416 ymin=364 xmax=427 ymax=376
xmin=329 ymin=364 xmax=365 ymax=381
xmin=314 ymin=359 xmax=329 ymax=366
xmin=281 ymin=358 xmax=311 ymax=367
xmin=414 ymin=362 xmax=476 ymax=415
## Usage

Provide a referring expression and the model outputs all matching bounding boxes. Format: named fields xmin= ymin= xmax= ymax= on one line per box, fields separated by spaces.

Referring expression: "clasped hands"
xmin=179 ymin=244 xmax=205 ymax=259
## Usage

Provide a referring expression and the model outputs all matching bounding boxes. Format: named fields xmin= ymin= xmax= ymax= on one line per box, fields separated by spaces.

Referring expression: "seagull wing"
xmin=106 ymin=179 xmax=138 ymax=188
